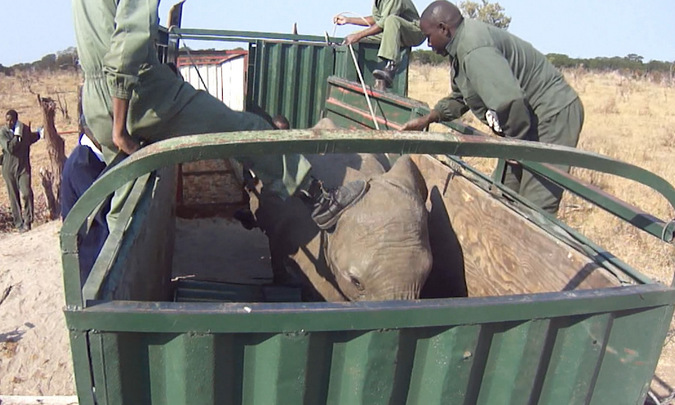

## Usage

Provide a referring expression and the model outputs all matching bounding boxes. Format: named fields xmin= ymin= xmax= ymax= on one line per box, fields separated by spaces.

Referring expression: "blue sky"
xmin=0 ymin=0 xmax=673 ymax=66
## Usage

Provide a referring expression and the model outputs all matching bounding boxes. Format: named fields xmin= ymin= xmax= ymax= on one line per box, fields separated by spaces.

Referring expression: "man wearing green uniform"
xmin=1 ymin=110 xmax=40 ymax=232
xmin=334 ymin=0 xmax=426 ymax=87
xmin=403 ymin=0 xmax=584 ymax=214
xmin=72 ymin=0 xmax=367 ymax=231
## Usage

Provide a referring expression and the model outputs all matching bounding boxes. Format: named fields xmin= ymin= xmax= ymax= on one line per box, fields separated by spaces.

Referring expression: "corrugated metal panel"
xmin=73 ymin=301 xmax=673 ymax=405
xmin=248 ymin=40 xmax=410 ymax=129
xmin=335 ymin=43 xmax=410 ymax=97
xmin=179 ymin=55 xmax=246 ymax=111
xmin=249 ymin=40 xmax=335 ymax=129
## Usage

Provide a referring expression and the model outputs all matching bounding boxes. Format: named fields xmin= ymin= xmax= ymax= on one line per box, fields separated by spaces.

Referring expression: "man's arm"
xmin=0 ymin=128 xmax=20 ymax=154
xmin=402 ymin=86 xmax=469 ymax=131
xmin=463 ymin=47 xmax=537 ymax=141
xmin=112 ymin=97 xmax=140 ymax=155
xmin=103 ymin=0 xmax=159 ymax=154
xmin=343 ymin=24 xmax=384 ymax=46
xmin=22 ymin=124 xmax=40 ymax=144
xmin=333 ymin=15 xmax=375 ymax=27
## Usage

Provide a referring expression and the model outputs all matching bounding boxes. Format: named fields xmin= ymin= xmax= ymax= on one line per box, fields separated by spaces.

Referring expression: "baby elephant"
xmin=249 ymin=154 xmax=464 ymax=301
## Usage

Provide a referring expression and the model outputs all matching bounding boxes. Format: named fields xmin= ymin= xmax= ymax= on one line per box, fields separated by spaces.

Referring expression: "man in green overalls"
xmin=72 ymin=0 xmax=367 ymax=232
xmin=1 ymin=110 xmax=40 ymax=232
xmin=403 ymin=0 xmax=584 ymax=215
xmin=334 ymin=0 xmax=426 ymax=87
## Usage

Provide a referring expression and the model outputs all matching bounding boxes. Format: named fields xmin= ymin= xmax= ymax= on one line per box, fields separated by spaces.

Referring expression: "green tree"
xmin=35 ymin=53 xmax=57 ymax=71
xmin=56 ymin=47 xmax=78 ymax=70
xmin=624 ymin=53 xmax=643 ymax=64
xmin=0 ymin=64 xmax=13 ymax=76
xmin=459 ymin=0 xmax=511 ymax=29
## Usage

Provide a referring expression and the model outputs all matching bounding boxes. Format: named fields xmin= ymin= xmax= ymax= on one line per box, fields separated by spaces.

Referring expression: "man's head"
xmin=272 ymin=114 xmax=290 ymax=130
xmin=420 ymin=1 xmax=464 ymax=56
xmin=5 ymin=109 xmax=18 ymax=129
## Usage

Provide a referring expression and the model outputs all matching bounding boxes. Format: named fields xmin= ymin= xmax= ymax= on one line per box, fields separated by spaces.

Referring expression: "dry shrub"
xmin=410 ymin=62 xmax=433 ymax=81
xmin=616 ymin=76 xmax=641 ymax=101
xmin=563 ymin=66 xmax=588 ymax=93
xmin=596 ymin=97 xmax=620 ymax=114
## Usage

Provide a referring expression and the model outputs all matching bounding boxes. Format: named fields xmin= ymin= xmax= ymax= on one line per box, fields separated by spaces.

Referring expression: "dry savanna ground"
xmin=0 ymin=66 xmax=674 ymax=401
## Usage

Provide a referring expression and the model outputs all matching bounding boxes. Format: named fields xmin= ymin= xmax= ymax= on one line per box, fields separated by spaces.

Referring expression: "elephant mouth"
xmin=356 ymin=285 xmax=421 ymax=301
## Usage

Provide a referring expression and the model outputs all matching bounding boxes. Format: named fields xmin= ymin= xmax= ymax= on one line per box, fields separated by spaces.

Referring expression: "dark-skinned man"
xmin=403 ymin=0 xmax=584 ymax=215
xmin=1 ymin=110 xmax=40 ymax=232
xmin=334 ymin=0 xmax=425 ymax=87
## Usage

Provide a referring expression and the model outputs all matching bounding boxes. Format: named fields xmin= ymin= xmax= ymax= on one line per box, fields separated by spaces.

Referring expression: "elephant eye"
xmin=350 ymin=276 xmax=364 ymax=291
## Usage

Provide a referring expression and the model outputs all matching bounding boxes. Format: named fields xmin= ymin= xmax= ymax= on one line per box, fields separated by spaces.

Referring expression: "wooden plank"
xmin=411 ymin=155 xmax=620 ymax=297
xmin=0 ymin=396 xmax=79 ymax=405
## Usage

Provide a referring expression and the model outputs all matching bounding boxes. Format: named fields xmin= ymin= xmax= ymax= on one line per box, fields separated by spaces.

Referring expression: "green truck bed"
xmin=60 ymin=21 xmax=675 ymax=405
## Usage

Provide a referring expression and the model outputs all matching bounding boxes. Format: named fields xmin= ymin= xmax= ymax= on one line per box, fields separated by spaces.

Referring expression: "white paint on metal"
xmin=179 ymin=55 xmax=246 ymax=111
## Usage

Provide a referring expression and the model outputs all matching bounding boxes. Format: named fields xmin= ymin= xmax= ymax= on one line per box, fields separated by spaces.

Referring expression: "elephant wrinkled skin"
xmin=248 ymin=153 xmax=467 ymax=302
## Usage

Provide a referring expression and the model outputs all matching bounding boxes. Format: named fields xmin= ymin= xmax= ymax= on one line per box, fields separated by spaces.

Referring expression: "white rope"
xmin=332 ymin=12 xmax=380 ymax=130
xmin=169 ymin=27 xmax=210 ymax=92
xmin=347 ymin=44 xmax=380 ymax=130
xmin=331 ymin=12 xmax=372 ymax=37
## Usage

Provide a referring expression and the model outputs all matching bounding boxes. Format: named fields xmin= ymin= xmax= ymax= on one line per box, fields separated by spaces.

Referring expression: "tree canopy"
xmin=459 ymin=0 xmax=511 ymax=30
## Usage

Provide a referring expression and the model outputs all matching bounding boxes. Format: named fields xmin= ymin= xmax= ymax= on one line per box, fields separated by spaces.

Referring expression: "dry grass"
xmin=409 ymin=64 xmax=675 ymax=398
xmin=0 ymin=68 xmax=673 ymax=399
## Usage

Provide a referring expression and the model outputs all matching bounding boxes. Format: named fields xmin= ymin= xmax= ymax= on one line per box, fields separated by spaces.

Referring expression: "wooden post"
xmin=37 ymin=95 xmax=66 ymax=220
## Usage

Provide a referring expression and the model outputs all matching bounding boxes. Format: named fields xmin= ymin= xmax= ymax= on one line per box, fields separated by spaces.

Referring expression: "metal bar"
xmin=63 ymin=283 xmax=675 ymax=333
xmin=81 ymin=174 xmax=151 ymax=303
xmin=441 ymin=156 xmax=657 ymax=286
xmin=59 ymin=130 xmax=675 ymax=299
xmin=492 ymin=159 xmax=507 ymax=184
xmin=68 ymin=331 xmax=96 ymax=405
xmin=520 ymin=161 xmax=675 ymax=243
xmin=171 ymin=27 xmax=338 ymax=45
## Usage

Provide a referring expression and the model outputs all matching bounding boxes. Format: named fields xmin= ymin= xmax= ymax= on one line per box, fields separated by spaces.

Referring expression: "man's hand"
xmin=112 ymin=96 xmax=140 ymax=155
xmin=333 ymin=15 xmax=348 ymax=25
xmin=112 ymin=127 xmax=141 ymax=155
xmin=343 ymin=33 xmax=360 ymax=46
xmin=402 ymin=111 xmax=440 ymax=131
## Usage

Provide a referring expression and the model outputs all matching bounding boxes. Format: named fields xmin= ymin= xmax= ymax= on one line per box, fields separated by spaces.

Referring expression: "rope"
xmin=331 ymin=13 xmax=380 ymax=130
xmin=331 ymin=12 xmax=372 ymax=38
xmin=169 ymin=27 xmax=210 ymax=92
xmin=347 ymin=44 xmax=380 ymax=130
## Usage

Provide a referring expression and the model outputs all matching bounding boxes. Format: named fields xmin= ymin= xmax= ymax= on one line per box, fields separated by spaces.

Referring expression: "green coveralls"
xmin=369 ymin=0 xmax=426 ymax=62
xmin=0 ymin=125 xmax=38 ymax=228
xmin=433 ymin=19 xmax=584 ymax=214
xmin=72 ymin=0 xmax=312 ymax=229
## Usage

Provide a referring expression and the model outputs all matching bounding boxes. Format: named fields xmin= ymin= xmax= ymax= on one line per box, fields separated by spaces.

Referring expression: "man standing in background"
xmin=1 ymin=110 xmax=40 ymax=232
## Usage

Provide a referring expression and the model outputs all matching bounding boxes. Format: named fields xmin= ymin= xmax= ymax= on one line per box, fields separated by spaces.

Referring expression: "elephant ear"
xmin=381 ymin=155 xmax=428 ymax=202
xmin=312 ymin=117 xmax=337 ymax=129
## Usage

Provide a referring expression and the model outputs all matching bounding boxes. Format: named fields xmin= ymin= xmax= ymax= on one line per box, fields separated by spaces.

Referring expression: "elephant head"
xmin=249 ymin=154 xmax=435 ymax=302
xmin=323 ymin=155 xmax=432 ymax=300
